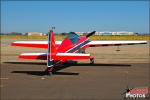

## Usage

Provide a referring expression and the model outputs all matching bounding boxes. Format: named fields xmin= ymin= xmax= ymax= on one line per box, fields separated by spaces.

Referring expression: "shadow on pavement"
xmin=4 ymin=61 xmax=131 ymax=76
xmin=4 ymin=61 xmax=131 ymax=67
xmin=4 ymin=61 xmax=46 ymax=65
xmin=11 ymin=70 xmax=79 ymax=76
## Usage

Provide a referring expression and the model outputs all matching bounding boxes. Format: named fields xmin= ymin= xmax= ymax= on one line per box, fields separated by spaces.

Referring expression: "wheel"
xmin=90 ymin=58 xmax=94 ymax=64
xmin=45 ymin=67 xmax=54 ymax=75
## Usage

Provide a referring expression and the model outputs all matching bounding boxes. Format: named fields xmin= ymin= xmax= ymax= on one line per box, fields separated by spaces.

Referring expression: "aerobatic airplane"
xmin=11 ymin=29 xmax=147 ymax=75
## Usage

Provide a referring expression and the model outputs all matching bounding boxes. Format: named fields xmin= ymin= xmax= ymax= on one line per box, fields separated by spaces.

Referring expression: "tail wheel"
xmin=45 ymin=67 xmax=54 ymax=75
xmin=90 ymin=58 xmax=95 ymax=64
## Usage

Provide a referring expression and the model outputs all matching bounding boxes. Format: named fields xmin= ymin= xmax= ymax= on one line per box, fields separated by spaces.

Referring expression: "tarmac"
xmin=0 ymin=38 xmax=149 ymax=100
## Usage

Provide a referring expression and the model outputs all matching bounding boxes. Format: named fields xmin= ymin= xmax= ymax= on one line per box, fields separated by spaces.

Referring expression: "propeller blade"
xmin=86 ymin=31 xmax=96 ymax=38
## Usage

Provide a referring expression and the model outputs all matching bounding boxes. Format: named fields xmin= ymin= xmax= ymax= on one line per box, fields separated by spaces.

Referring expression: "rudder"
xmin=47 ymin=30 xmax=57 ymax=67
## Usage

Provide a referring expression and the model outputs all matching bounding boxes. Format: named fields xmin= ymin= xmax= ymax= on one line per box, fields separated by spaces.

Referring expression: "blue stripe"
xmin=47 ymin=31 xmax=53 ymax=67
xmin=47 ymin=60 xmax=54 ymax=67
xmin=47 ymin=32 xmax=50 ymax=59
xmin=68 ymin=40 xmax=90 ymax=53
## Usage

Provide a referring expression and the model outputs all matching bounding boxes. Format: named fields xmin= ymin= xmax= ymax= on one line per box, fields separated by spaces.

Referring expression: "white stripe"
xmin=13 ymin=41 xmax=62 ymax=44
xmin=57 ymin=53 xmax=90 ymax=56
xmin=88 ymin=41 xmax=147 ymax=45
xmin=65 ymin=39 xmax=89 ymax=53
xmin=20 ymin=53 xmax=90 ymax=56
xmin=48 ymin=65 xmax=53 ymax=67
xmin=20 ymin=53 xmax=46 ymax=56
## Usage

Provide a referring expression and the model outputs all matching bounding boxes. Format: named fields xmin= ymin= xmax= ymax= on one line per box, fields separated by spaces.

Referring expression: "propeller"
xmin=86 ymin=31 xmax=96 ymax=38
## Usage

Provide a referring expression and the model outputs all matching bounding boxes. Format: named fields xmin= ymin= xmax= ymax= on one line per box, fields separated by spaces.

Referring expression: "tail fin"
xmin=47 ymin=30 xmax=57 ymax=67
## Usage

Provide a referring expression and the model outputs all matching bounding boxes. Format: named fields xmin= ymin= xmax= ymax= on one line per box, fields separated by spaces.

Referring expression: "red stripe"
xmin=11 ymin=43 xmax=60 ymax=48
xmin=54 ymin=55 xmax=90 ymax=60
xmin=19 ymin=55 xmax=90 ymax=60
xmin=12 ymin=43 xmax=48 ymax=48
xmin=19 ymin=55 xmax=47 ymax=60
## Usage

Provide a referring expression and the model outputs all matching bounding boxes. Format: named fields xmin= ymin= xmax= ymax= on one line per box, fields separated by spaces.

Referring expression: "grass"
xmin=0 ymin=35 xmax=149 ymax=40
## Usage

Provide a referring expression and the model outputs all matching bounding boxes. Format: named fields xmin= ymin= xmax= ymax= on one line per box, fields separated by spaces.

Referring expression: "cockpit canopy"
xmin=66 ymin=32 xmax=80 ymax=44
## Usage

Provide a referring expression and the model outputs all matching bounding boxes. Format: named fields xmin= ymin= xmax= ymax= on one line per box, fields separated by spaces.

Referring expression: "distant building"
xmin=112 ymin=31 xmax=135 ymax=35
xmin=76 ymin=32 xmax=86 ymax=36
xmin=95 ymin=32 xmax=112 ymax=36
xmin=26 ymin=32 xmax=45 ymax=36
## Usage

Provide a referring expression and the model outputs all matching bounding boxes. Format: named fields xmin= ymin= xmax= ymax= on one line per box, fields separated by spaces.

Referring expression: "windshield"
xmin=66 ymin=32 xmax=79 ymax=44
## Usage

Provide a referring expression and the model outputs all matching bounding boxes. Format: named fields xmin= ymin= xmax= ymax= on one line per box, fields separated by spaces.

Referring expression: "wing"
xmin=12 ymin=40 xmax=147 ymax=48
xmin=11 ymin=41 xmax=62 ymax=48
xmin=86 ymin=41 xmax=147 ymax=47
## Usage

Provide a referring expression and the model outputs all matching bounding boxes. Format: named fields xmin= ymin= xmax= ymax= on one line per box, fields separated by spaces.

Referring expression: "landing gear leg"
xmin=90 ymin=57 xmax=95 ymax=64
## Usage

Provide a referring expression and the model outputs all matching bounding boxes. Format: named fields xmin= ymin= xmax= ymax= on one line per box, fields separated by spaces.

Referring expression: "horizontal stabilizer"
xmin=55 ymin=53 xmax=90 ymax=60
xmin=19 ymin=53 xmax=90 ymax=60
xmin=19 ymin=53 xmax=47 ymax=60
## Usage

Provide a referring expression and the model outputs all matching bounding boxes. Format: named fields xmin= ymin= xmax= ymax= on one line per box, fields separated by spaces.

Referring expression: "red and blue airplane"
xmin=11 ymin=29 xmax=147 ymax=75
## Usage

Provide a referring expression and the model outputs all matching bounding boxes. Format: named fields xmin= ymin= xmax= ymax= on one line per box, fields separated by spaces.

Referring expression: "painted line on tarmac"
xmin=0 ymin=85 xmax=4 ymax=88
xmin=0 ymin=77 xmax=9 ymax=80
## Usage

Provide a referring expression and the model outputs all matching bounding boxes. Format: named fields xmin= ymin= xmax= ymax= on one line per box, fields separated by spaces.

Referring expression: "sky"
xmin=1 ymin=1 xmax=149 ymax=33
